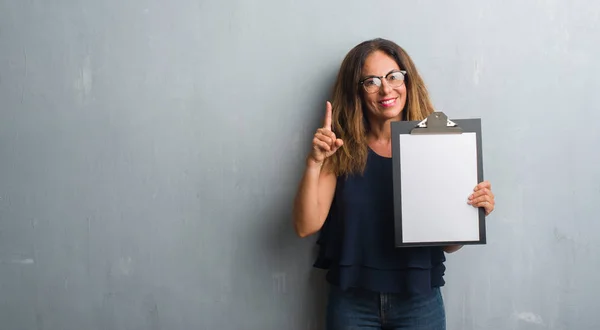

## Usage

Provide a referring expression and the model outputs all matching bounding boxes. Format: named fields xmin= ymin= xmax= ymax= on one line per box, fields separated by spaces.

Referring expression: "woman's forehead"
xmin=362 ymin=51 xmax=400 ymax=76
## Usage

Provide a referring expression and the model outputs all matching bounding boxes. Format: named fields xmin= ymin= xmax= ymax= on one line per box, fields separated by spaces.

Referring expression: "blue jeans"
xmin=326 ymin=285 xmax=446 ymax=330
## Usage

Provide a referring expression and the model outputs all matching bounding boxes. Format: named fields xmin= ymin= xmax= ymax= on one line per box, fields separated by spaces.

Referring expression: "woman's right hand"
xmin=308 ymin=101 xmax=344 ymax=167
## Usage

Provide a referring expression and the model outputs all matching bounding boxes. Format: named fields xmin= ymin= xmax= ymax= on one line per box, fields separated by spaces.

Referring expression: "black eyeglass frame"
xmin=358 ymin=70 xmax=408 ymax=93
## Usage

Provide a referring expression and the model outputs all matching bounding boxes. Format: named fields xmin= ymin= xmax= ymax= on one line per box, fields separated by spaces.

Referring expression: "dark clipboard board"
xmin=390 ymin=111 xmax=487 ymax=248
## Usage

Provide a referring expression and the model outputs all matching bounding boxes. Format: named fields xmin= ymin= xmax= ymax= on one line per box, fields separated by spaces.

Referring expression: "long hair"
xmin=327 ymin=38 xmax=436 ymax=176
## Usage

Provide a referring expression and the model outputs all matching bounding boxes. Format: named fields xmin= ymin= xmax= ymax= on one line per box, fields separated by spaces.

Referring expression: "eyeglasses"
xmin=359 ymin=70 xmax=407 ymax=94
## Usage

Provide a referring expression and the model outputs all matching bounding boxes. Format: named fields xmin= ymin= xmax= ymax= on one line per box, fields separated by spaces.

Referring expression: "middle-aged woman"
xmin=292 ymin=38 xmax=495 ymax=329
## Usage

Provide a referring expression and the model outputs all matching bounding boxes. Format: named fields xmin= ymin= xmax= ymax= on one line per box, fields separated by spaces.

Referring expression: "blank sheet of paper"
xmin=399 ymin=133 xmax=480 ymax=243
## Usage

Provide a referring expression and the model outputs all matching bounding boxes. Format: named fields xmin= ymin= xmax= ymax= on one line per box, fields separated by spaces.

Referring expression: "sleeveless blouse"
xmin=313 ymin=147 xmax=446 ymax=296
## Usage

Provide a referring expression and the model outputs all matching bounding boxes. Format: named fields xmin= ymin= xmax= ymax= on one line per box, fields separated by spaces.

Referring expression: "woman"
xmin=292 ymin=38 xmax=495 ymax=329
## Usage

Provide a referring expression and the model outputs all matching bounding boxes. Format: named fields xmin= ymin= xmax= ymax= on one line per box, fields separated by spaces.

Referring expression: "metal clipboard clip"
xmin=410 ymin=111 xmax=463 ymax=134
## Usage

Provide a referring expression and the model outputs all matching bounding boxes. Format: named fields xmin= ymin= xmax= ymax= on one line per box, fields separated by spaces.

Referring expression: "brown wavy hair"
xmin=327 ymin=38 xmax=436 ymax=176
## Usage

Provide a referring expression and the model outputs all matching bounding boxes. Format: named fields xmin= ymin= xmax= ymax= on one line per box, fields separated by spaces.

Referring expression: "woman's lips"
xmin=379 ymin=97 xmax=397 ymax=107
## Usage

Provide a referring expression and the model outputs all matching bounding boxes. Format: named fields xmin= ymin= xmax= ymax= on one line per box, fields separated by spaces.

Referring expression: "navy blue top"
xmin=314 ymin=147 xmax=446 ymax=296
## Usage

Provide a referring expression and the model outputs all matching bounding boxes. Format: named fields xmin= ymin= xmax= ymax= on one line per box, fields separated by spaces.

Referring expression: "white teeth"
xmin=381 ymin=99 xmax=395 ymax=105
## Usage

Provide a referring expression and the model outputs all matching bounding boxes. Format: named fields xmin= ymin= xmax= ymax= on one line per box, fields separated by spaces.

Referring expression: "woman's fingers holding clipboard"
xmin=468 ymin=180 xmax=495 ymax=215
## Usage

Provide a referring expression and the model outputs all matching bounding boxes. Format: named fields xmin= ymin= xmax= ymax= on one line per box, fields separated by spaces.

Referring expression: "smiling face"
xmin=360 ymin=50 xmax=407 ymax=122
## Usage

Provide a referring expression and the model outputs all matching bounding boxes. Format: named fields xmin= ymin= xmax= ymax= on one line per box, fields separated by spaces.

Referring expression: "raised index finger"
xmin=323 ymin=101 xmax=332 ymax=130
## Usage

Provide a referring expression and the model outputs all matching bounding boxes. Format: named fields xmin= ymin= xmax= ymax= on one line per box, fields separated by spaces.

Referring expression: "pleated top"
xmin=313 ymin=147 xmax=446 ymax=296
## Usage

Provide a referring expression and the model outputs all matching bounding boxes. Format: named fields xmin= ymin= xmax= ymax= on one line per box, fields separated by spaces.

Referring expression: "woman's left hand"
xmin=468 ymin=181 xmax=495 ymax=215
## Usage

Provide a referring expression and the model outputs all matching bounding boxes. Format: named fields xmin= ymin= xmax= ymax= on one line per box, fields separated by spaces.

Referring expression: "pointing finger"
xmin=323 ymin=101 xmax=332 ymax=130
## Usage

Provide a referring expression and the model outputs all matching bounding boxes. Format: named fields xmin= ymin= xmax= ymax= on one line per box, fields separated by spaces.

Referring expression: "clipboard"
xmin=390 ymin=111 xmax=486 ymax=247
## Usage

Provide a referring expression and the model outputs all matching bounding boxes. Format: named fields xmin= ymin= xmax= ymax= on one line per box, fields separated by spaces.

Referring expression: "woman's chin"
xmin=366 ymin=103 xmax=405 ymax=121
xmin=377 ymin=106 xmax=404 ymax=120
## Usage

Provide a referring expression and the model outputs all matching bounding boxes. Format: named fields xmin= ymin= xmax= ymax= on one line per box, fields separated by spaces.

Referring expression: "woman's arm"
xmin=292 ymin=159 xmax=336 ymax=238
xmin=443 ymin=245 xmax=463 ymax=253
xmin=293 ymin=101 xmax=342 ymax=238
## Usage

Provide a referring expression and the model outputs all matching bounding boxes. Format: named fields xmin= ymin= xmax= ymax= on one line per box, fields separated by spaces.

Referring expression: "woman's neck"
xmin=368 ymin=120 xmax=392 ymax=142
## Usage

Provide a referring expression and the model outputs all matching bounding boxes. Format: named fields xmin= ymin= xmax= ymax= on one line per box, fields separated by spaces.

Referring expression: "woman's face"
xmin=360 ymin=50 xmax=407 ymax=122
